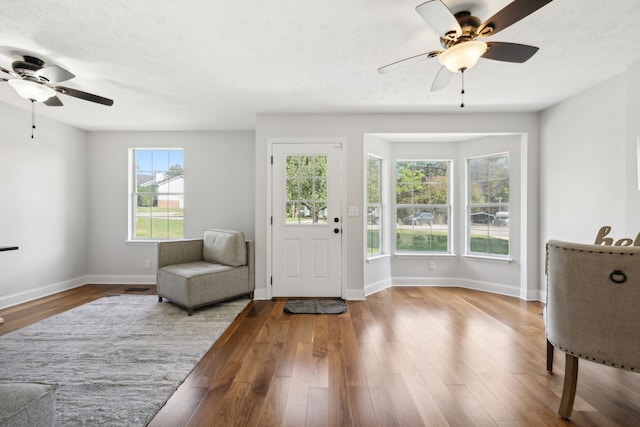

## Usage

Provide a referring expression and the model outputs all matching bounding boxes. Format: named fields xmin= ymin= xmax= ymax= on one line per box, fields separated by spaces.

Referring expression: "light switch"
xmin=348 ymin=206 xmax=358 ymax=216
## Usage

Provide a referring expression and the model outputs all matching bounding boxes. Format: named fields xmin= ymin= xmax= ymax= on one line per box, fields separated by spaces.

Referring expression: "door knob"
xmin=334 ymin=217 xmax=340 ymax=223
xmin=334 ymin=228 xmax=340 ymax=234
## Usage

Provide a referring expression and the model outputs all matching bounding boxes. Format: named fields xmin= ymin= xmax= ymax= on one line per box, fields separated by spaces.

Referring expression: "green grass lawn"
xmin=135 ymin=217 xmax=183 ymax=239
xmin=469 ymin=235 xmax=509 ymax=255
xmin=395 ymin=229 xmax=509 ymax=255
xmin=397 ymin=229 xmax=449 ymax=252
xmin=367 ymin=229 xmax=381 ymax=254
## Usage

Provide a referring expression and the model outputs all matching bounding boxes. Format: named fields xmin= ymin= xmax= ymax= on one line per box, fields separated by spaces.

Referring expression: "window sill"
xmin=463 ymin=254 xmax=513 ymax=264
xmin=125 ymin=240 xmax=160 ymax=246
xmin=394 ymin=253 xmax=456 ymax=259
xmin=366 ymin=254 xmax=390 ymax=264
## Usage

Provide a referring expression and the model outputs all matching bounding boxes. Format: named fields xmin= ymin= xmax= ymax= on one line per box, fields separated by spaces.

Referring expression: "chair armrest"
xmin=158 ymin=239 xmax=204 ymax=268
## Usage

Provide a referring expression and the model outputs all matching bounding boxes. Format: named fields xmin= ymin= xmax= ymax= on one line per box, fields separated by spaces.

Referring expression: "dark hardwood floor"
xmin=1 ymin=285 xmax=639 ymax=426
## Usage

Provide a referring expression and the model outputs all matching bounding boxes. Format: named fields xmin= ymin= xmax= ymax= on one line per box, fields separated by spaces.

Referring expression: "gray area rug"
xmin=284 ymin=298 xmax=347 ymax=314
xmin=0 ymin=295 xmax=249 ymax=426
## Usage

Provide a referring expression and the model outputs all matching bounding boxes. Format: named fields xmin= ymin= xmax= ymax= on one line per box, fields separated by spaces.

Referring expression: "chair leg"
xmin=547 ymin=339 xmax=554 ymax=372
xmin=158 ymin=296 xmax=163 ymax=302
xmin=559 ymin=353 xmax=579 ymax=419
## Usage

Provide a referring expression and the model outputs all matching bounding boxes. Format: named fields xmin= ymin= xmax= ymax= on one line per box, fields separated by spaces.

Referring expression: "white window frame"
xmin=366 ymin=155 xmax=383 ymax=257
xmin=394 ymin=159 xmax=453 ymax=255
xmin=128 ymin=148 xmax=184 ymax=241
xmin=466 ymin=152 xmax=510 ymax=258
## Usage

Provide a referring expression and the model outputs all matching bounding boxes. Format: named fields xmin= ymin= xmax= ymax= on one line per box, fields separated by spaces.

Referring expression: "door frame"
xmin=266 ymin=138 xmax=348 ymax=300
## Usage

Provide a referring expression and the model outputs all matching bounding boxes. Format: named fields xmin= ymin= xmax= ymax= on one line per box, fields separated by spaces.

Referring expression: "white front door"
xmin=271 ymin=142 xmax=343 ymax=297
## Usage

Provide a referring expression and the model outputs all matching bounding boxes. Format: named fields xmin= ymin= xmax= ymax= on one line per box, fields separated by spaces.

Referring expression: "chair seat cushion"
xmin=160 ymin=261 xmax=232 ymax=279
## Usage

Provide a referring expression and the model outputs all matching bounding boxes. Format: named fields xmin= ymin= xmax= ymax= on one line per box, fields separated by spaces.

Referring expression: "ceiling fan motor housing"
xmin=12 ymin=56 xmax=47 ymax=82
xmin=441 ymin=12 xmax=493 ymax=48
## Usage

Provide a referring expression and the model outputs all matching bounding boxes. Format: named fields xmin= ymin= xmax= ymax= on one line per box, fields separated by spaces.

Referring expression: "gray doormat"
xmin=284 ymin=298 xmax=347 ymax=314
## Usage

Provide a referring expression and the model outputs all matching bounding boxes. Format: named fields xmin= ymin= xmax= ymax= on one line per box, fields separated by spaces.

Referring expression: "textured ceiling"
xmin=0 ymin=0 xmax=639 ymax=131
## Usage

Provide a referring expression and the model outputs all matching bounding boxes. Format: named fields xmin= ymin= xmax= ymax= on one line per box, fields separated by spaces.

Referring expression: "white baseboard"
xmin=536 ymin=288 xmax=547 ymax=303
xmin=390 ymin=276 xmax=521 ymax=298
xmin=364 ymin=278 xmax=392 ymax=297
xmin=0 ymin=276 xmax=88 ymax=310
xmin=253 ymin=287 xmax=269 ymax=300
xmin=2 ymin=274 xmax=537 ymax=309
xmin=86 ymin=275 xmax=157 ymax=285
xmin=344 ymin=288 xmax=366 ymax=301
xmin=0 ymin=275 xmax=159 ymax=310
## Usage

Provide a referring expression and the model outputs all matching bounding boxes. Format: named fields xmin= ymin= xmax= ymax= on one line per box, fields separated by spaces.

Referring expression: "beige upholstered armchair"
xmin=545 ymin=240 xmax=640 ymax=419
xmin=157 ymin=229 xmax=254 ymax=315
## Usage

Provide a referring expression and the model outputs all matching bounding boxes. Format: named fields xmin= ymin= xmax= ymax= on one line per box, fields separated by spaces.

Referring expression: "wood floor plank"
xmin=306 ymin=387 xmax=329 ymax=427
xmin=4 ymin=285 xmax=640 ymax=426
xmin=347 ymin=386 xmax=378 ymax=427
xmin=255 ymin=376 xmax=291 ymax=427
xmin=327 ymin=348 xmax=352 ymax=426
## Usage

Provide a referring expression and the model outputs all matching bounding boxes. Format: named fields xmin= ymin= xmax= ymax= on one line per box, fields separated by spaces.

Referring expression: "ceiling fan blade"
xmin=378 ymin=50 xmax=441 ymax=74
xmin=35 ymin=65 xmax=75 ymax=84
xmin=54 ymin=86 xmax=114 ymax=106
xmin=1 ymin=66 xmax=17 ymax=77
xmin=482 ymin=42 xmax=539 ymax=63
xmin=479 ymin=0 xmax=553 ymax=36
xmin=430 ymin=66 xmax=453 ymax=91
xmin=43 ymin=96 xmax=64 ymax=107
xmin=415 ymin=0 xmax=462 ymax=39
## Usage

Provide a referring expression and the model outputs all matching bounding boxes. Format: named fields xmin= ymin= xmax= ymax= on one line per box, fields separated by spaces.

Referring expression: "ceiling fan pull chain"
xmin=460 ymin=68 xmax=465 ymax=108
xmin=31 ymin=100 xmax=36 ymax=139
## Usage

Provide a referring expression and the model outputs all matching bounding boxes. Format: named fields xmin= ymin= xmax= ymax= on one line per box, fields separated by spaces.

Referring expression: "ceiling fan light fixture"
xmin=438 ymin=40 xmax=488 ymax=72
xmin=8 ymin=79 xmax=55 ymax=102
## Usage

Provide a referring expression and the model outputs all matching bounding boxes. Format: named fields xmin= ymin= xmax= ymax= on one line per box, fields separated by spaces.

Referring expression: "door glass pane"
xmin=285 ymin=155 xmax=328 ymax=225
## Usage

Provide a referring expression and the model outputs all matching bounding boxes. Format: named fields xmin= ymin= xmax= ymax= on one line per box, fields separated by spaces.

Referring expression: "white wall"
xmin=540 ymin=60 xmax=640 ymax=294
xmin=255 ymin=113 xmax=540 ymax=301
xmin=540 ymin=73 xmax=627 ymax=244
xmin=625 ymin=61 xmax=640 ymax=237
xmin=87 ymin=131 xmax=255 ymax=284
xmin=0 ymin=102 xmax=89 ymax=308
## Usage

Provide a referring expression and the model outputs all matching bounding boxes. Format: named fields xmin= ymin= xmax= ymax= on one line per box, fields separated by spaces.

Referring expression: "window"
xmin=367 ymin=155 xmax=382 ymax=256
xmin=467 ymin=153 xmax=509 ymax=257
xmin=395 ymin=160 xmax=451 ymax=253
xmin=130 ymin=149 xmax=184 ymax=240
xmin=285 ymin=155 xmax=327 ymax=224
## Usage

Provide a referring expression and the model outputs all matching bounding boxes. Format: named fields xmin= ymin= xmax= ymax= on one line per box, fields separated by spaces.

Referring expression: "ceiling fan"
xmin=378 ymin=0 xmax=554 ymax=105
xmin=0 ymin=54 xmax=113 ymax=107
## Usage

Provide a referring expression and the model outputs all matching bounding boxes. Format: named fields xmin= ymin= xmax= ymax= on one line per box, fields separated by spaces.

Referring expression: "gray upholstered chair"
xmin=545 ymin=240 xmax=640 ymax=419
xmin=157 ymin=229 xmax=254 ymax=315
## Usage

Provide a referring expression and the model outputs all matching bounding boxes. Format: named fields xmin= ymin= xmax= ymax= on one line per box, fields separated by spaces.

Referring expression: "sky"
xmin=134 ymin=149 xmax=184 ymax=173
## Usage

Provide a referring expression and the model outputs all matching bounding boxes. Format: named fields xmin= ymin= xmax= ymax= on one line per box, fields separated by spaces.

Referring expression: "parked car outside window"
xmin=495 ymin=211 xmax=509 ymax=226
xmin=402 ymin=212 xmax=433 ymax=225
xmin=470 ymin=212 xmax=495 ymax=225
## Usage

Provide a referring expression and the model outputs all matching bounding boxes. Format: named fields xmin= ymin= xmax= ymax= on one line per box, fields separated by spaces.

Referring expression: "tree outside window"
xmin=131 ymin=149 xmax=184 ymax=240
xmin=285 ymin=155 xmax=328 ymax=224
xmin=467 ymin=153 xmax=510 ymax=256
xmin=395 ymin=160 xmax=451 ymax=253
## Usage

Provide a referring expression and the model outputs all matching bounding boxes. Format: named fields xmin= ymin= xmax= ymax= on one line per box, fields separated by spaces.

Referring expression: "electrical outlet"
xmin=145 ymin=260 xmax=151 ymax=269
xmin=428 ymin=261 xmax=435 ymax=271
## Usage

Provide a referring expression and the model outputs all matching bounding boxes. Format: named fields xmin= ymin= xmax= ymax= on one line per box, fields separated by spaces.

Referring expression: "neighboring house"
xmin=157 ymin=175 xmax=184 ymax=209
xmin=138 ymin=175 xmax=184 ymax=209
